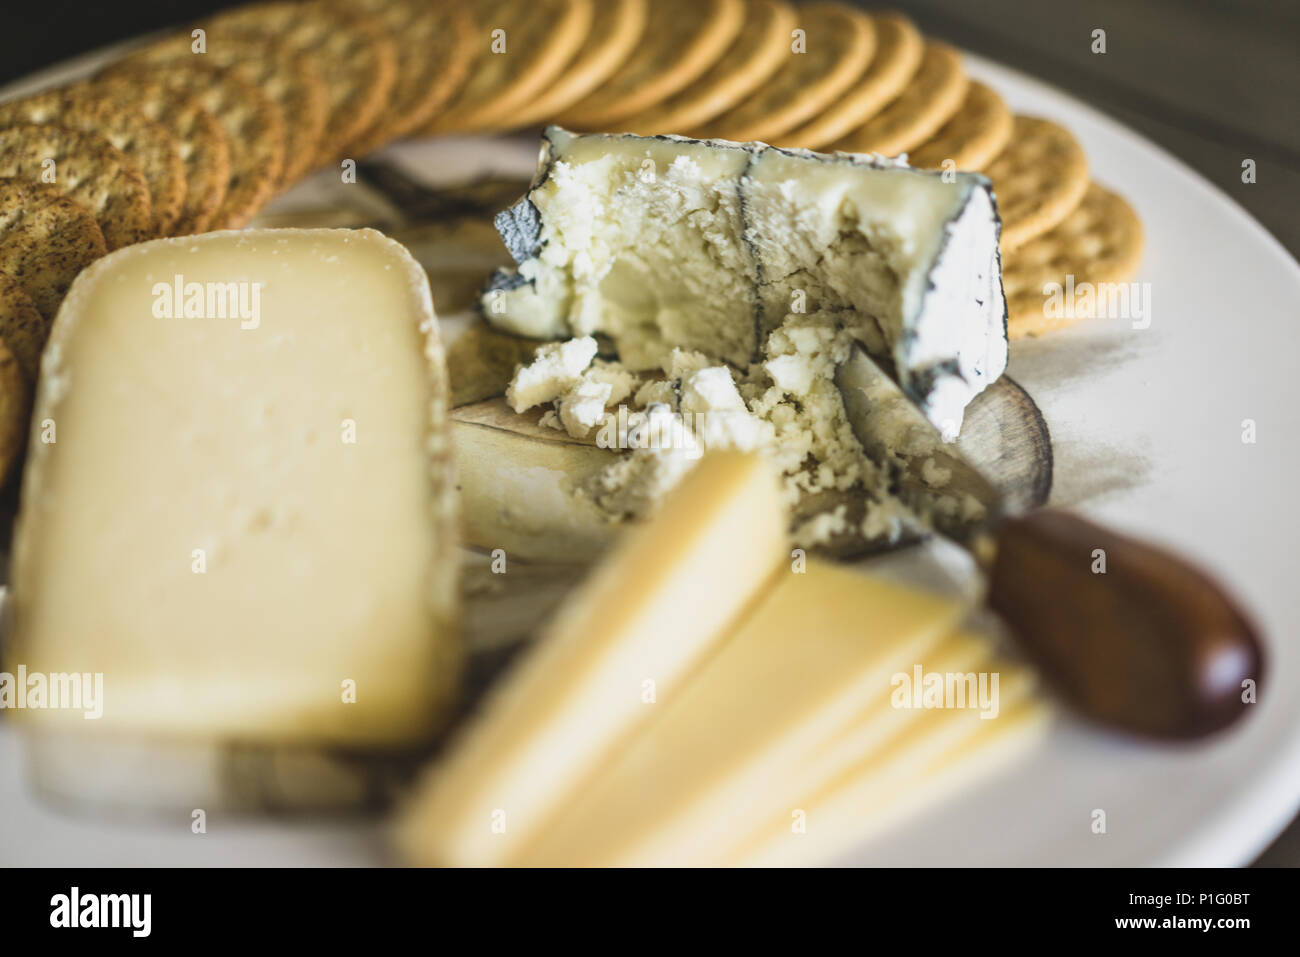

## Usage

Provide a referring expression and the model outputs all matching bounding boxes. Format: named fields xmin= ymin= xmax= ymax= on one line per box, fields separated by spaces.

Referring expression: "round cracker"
xmin=431 ymin=0 xmax=595 ymax=134
xmin=619 ymin=0 xmax=797 ymax=136
xmin=100 ymin=60 xmax=285 ymax=230
xmin=699 ymin=2 xmax=874 ymax=143
xmin=0 ymin=125 xmax=152 ymax=249
xmin=0 ymin=178 xmax=106 ymax=370
xmin=205 ymin=1 xmax=397 ymax=165
xmin=72 ymin=74 xmax=231 ymax=236
xmin=834 ymin=42 xmax=968 ymax=157
xmin=0 ymin=271 xmax=47 ymax=382
xmin=0 ymin=89 xmax=186 ymax=236
xmin=985 ymin=115 xmax=1090 ymax=252
xmin=510 ymin=0 xmax=647 ymax=128
xmin=333 ymin=0 xmax=477 ymax=149
xmin=118 ymin=29 xmax=327 ymax=187
xmin=0 ymin=334 xmax=29 ymax=483
xmin=773 ymin=12 xmax=922 ymax=150
xmin=559 ymin=0 xmax=745 ymax=130
xmin=1002 ymin=183 xmax=1144 ymax=339
xmin=907 ymin=81 xmax=1014 ymax=171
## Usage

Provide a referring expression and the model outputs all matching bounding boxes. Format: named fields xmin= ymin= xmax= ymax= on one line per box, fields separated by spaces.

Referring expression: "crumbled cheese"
xmin=634 ymin=379 xmax=677 ymax=407
xmin=586 ymin=359 xmax=639 ymax=406
xmin=505 ymin=310 xmax=919 ymax=547
xmin=506 ymin=336 xmax=598 ymax=411
xmin=558 ymin=379 xmax=613 ymax=437
xmin=763 ymin=354 xmax=815 ymax=396
xmin=920 ymin=457 xmax=953 ymax=488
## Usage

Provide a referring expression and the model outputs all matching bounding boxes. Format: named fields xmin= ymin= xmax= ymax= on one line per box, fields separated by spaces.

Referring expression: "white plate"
xmin=2 ymin=49 xmax=1299 ymax=867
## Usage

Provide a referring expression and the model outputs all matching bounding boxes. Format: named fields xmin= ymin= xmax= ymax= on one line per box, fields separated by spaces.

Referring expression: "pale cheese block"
xmin=6 ymin=228 xmax=460 ymax=749
xmin=399 ymin=451 xmax=788 ymax=866
xmin=512 ymin=559 xmax=969 ymax=866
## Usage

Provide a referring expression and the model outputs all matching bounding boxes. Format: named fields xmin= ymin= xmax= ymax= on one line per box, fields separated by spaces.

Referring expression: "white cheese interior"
xmin=492 ymin=134 xmax=757 ymax=368
xmin=487 ymin=129 xmax=1007 ymax=433
xmin=745 ymin=148 xmax=1006 ymax=435
xmin=7 ymin=229 xmax=460 ymax=746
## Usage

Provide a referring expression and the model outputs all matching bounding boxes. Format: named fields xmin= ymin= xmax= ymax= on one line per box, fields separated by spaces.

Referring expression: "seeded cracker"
xmin=773 ymin=12 xmax=922 ymax=150
xmin=984 ymin=115 xmax=1090 ymax=251
xmin=1001 ymin=183 xmax=1144 ymax=338
xmin=834 ymin=42 xmax=968 ymax=157
xmin=0 ymin=90 xmax=186 ymax=236
xmin=0 ymin=178 xmax=107 ymax=374
xmin=118 ymin=28 xmax=327 ymax=187
xmin=0 ymin=125 xmax=151 ymax=249
xmin=203 ymin=1 xmax=397 ymax=165
xmin=908 ymin=81 xmax=1014 ymax=171
xmin=100 ymin=60 xmax=284 ymax=230
xmin=329 ymin=0 xmax=477 ymax=151
xmin=699 ymin=2 xmax=874 ymax=143
xmin=510 ymin=0 xmax=647 ymax=127
xmin=0 ymin=271 xmax=46 ymax=384
xmin=0 ymin=333 xmax=27 ymax=482
xmin=430 ymin=0 xmax=595 ymax=135
xmin=559 ymin=0 xmax=745 ymax=130
xmin=74 ymin=74 xmax=231 ymax=236
xmin=619 ymin=0 xmax=796 ymax=136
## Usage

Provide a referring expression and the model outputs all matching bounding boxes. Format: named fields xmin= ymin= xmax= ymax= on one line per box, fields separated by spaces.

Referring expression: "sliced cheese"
xmin=6 ymin=228 xmax=460 ymax=747
xmin=735 ymin=666 xmax=1047 ymax=866
xmin=513 ymin=560 xmax=969 ymax=866
xmin=399 ymin=451 xmax=787 ymax=866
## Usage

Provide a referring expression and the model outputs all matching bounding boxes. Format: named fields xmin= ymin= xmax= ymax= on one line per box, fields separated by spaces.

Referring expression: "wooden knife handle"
xmin=987 ymin=509 xmax=1265 ymax=739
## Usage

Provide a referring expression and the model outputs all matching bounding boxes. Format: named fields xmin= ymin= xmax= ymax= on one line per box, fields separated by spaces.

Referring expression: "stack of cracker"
xmin=424 ymin=1 xmax=1142 ymax=342
xmin=0 ymin=0 xmax=1141 ymax=482
xmin=0 ymin=0 xmax=479 ymax=480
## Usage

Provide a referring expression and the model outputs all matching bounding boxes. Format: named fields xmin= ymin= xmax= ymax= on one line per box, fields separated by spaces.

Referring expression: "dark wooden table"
xmin=1 ymin=0 xmax=1297 ymax=865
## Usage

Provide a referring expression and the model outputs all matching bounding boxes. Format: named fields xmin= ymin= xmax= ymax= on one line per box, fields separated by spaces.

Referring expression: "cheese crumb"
xmin=504 ymin=311 xmax=934 ymax=549
xmin=505 ymin=336 xmax=598 ymax=412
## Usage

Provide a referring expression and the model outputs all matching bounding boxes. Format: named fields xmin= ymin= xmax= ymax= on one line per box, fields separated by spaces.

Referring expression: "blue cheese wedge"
xmin=484 ymin=127 xmax=1007 ymax=434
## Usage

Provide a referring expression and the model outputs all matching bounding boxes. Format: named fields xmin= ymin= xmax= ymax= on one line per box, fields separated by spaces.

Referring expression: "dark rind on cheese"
xmin=494 ymin=200 xmax=543 ymax=266
xmin=485 ymin=129 xmax=1007 ymax=419
xmin=485 ymin=265 xmax=530 ymax=295
xmin=735 ymin=169 xmax=764 ymax=364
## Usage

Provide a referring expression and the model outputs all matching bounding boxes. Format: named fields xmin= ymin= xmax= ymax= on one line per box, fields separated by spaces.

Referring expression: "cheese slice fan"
xmin=399 ymin=451 xmax=788 ymax=866
xmin=511 ymin=562 xmax=970 ymax=866
xmin=836 ymin=343 xmax=1265 ymax=739
xmin=735 ymin=671 xmax=1047 ymax=866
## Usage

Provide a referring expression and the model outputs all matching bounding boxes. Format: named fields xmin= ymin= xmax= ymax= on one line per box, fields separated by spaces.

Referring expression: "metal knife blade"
xmin=835 ymin=343 xmax=1006 ymax=555
xmin=836 ymin=342 xmax=1266 ymax=740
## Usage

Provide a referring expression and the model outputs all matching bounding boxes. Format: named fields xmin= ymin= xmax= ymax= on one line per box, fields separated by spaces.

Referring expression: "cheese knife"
xmin=836 ymin=344 xmax=1265 ymax=740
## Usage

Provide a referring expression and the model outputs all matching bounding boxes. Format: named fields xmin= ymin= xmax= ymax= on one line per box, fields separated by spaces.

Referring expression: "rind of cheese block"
xmin=513 ymin=560 xmax=970 ymax=866
xmin=7 ymin=228 xmax=461 ymax=748
xmin=735 ymin=668 xmax=1047 ymax=866
xmin=399 ymin=451 xmax=788 ymax=866
xmin=483 ymin=127 xmax=1007 ymax=432
xmin=452 ymin=397 xmax=617 ymax=562
xmin=24 ymin=732 xmax=409 ymax=813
